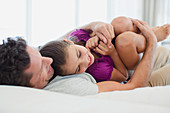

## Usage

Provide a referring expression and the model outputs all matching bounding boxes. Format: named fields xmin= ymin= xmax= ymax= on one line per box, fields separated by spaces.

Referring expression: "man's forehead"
xmin=27 ymin=46 xmax=40 ymax=56
xmin=25 ymin=46 xmax=41 ymax=69
xmin=26 ymin=46 xmax=34 ymax=54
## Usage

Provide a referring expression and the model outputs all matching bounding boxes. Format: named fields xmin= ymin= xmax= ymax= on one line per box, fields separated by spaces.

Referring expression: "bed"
xmin=0 ymin=85 xmax=170 ymax=113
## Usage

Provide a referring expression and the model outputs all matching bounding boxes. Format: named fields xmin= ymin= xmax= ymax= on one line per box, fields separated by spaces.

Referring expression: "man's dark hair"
xmin=0 ymin=37 xmax=33 ymax=87
xmin=40 ymin=40 xmax=71 ymax=78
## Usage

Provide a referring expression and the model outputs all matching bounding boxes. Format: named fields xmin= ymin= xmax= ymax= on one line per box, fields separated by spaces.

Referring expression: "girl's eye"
xmin=76 ymin=65 xmax=80 ymax=73
xmin=79 ymin=51 xmax=81 ymax=57
xmin=77 ymin=65 xmax=80 ymax=72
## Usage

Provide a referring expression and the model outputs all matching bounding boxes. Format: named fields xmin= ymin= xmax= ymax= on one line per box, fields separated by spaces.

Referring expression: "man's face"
xmin=25 ymin=46 xmax=54 ymax=89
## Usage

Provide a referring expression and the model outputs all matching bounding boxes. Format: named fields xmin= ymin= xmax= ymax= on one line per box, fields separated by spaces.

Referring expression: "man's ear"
xmin=64 ymin=39 xmax=74 ymax=44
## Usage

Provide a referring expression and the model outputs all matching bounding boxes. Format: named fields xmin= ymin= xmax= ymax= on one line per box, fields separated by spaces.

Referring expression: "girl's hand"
xmin=90 ymin=22 xmax=115 ymax=48
xmin=94 ymin=41 xmax=116 ymax=56
xmin=86 ymin=36 xmax=99 ymax=50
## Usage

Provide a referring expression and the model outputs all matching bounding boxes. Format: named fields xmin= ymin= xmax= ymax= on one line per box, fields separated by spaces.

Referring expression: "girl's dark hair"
xmin=68 ymin=35 xmax=86 ymax=46
xmin=40 ymin=40 xmax=71 ymax=77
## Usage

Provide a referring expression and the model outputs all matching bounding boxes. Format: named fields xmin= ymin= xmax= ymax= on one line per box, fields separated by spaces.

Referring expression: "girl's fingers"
xmin=86 ymin=46 xmax=90 ymax=52
xmin=94 ymin=47 xmax=104 ymax=55
xmin=97 ymin=44 xmax=105 ymax=51
xmin=86 ymin=38 xmax=99 ymax=49
xmin=95 ymin=32 xmax=107 ymax=44
xmin=85 ymin=42 xmax=89 ymax=48
xmin=91 ymin=40 xmax=95 ymax=47
xmin=86 ymin=41 xmax=92 ymax=49
xmin=97 ymin=41 xmax=108 ymax=51
xmin=99 ymin=41 xmax=107 ymax=47
xmin=94 ymin=37 xmax=99 ymax=46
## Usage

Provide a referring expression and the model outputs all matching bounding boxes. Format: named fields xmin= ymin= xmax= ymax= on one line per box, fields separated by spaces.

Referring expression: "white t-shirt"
xmin=43 ymin=72 xmax=98 ymax=96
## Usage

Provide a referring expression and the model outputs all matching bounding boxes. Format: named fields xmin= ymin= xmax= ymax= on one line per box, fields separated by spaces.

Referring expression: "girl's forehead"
xmin=62 ymin=45 xmax=78 ymax=74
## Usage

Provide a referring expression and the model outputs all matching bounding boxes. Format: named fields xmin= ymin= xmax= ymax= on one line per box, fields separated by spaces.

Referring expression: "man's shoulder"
xmin=49 ymin=72 xmax=96 ymax=84
xmin=43 ymin=72 xmax=98 ymax=96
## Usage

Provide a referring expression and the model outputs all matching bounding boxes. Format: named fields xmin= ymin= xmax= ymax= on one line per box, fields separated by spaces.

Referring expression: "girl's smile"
xmin=61 ymin=43 xmax=94 ymax=75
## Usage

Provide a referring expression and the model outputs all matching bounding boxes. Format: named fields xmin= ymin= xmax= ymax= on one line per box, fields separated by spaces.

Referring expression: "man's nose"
xmin=42 ymin=57 xmax=53 ymax=65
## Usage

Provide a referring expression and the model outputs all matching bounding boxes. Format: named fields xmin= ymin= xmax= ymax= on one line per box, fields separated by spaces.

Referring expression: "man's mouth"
xmin=48 ymin=65 xmax=52 ymax=74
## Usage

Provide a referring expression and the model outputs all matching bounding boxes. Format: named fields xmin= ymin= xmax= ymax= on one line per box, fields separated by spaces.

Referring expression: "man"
xmin=0 ymin=20 xmax=169 ymax=96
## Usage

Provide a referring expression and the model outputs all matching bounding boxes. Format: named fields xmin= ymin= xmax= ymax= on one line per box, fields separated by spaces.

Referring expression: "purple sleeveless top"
xmin=69 ymin=29 xmax=114 ymax=82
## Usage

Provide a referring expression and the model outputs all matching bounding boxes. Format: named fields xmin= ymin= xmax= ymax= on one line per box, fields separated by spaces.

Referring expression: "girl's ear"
xmin=64 ymin=39 xmax=74 ymax=44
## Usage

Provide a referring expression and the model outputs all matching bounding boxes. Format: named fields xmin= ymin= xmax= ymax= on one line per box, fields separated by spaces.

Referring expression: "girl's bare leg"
xmin=115 ymin=31 xmax=146 ymax=70
xmin=111 ymin=16 xmax=169 ymax=70
xmin=111 ymin=16 xmax=170 ymax=41
xmin=111 ymin=16 xmax=137 ymax=36
xmin=152 ymin=24 xmax=170 ymax=42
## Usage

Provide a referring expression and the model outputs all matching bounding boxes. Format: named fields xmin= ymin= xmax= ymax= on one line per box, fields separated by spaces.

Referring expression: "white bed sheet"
xmin=0 ymin=85 xmax=170 ymax=113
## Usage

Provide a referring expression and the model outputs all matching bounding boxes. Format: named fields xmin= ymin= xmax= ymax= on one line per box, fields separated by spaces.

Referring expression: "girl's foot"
xmin=152 ymin=24 xmax=170 ymax=42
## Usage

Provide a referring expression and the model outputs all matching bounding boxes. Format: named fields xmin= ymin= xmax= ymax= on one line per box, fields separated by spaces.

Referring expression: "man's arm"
xmin=58 ymin=21 xmax=114 ymax=47
xmin=96 ymin=19 xmax=157 ymax=93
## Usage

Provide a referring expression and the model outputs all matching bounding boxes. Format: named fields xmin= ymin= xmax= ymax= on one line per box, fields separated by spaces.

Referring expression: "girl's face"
xmin=61 ymin=43 xmax=94 ymax=75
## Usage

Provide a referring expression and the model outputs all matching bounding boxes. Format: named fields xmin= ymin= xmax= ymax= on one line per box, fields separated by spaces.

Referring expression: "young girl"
xmin=40 ymin=17 xmax=170 ymax=83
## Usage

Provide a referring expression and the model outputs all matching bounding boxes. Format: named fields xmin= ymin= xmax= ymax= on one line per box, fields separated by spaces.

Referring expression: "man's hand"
xmin=127 ymin=19 xmax=157 ymax=87
xmin=133 ymin=19 xmax=157 ymax=43
xmin=90 ymin=22 xmax=115 ymax=48
xmin=64 ymin=21 xmax=115 ymax=47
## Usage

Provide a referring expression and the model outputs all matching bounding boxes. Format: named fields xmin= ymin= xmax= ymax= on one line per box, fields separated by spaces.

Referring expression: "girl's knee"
xmin=116 ymin=31 xmax=146 ymax=53
xmin=111 ymin=16 xmax=134 ymax=36
xmin=111 ymin=16 xmax=130 ymax=26
xmin=116 ymin=31 xmax=136 ymax=49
